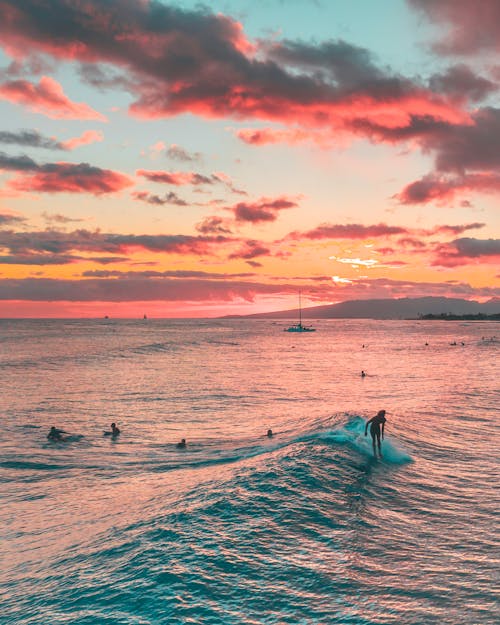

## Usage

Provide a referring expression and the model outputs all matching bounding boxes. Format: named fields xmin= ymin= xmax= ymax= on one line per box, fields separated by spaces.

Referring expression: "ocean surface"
xmin=1 ymin=318 xmax=498 ymax=625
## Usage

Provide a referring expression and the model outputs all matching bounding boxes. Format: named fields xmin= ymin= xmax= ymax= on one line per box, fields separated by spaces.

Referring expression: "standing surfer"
xmin=365 ymin=410 xmax=386 ymax=457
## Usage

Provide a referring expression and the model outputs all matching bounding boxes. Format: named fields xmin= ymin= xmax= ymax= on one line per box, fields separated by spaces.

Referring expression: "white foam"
xmin=324 ymin=416 xmax=412 ymax=464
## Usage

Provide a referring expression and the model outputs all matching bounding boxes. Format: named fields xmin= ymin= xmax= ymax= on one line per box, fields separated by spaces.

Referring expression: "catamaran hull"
xmin=285 ymin=325 xmax=316 ymax=332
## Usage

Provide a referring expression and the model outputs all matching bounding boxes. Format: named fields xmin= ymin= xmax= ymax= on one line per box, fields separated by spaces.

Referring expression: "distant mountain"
xmin=224 ymin=297 xmax=500 ymax=320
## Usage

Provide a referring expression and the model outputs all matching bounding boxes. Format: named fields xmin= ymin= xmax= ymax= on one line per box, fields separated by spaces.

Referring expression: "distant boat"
xmin=143 ymin=314 xmax=147 ymax=319
xmin=285 ymin=292 xmax=316 ymax=332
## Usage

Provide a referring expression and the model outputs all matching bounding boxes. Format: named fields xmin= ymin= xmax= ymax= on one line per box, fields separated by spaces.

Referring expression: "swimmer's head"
xmin=267 ymin=429 xmax=273 ymax=437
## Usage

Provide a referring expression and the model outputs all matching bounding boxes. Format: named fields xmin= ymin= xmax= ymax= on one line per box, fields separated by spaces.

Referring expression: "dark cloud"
xmin=82 ymin=269 xmax=255 ymax=278
xmin=267 ymin=39 xmax=386 ymax=87
xmin=0 ymin=0 xmax=497 ymax=205
xmin=429 ymin=65 xmax=497 ymax=101
xmin=166 ymin=144 xmax=201 ymax=163
xmin=0 ymin=275 xmax=497 ymax=303
xmin=78 ymin=63 xmax=135 ymax=92
xmin=432 ymin=237 xmax=500 ymax=266
xmin=388 ymin=107 xmax=500 ymax=203
xmin=453 ymin=237 xmax=500 ymax=257
xmin=0 ymin=152 xmax=133 ymax=194
xmin=396 ymin=238 xmax=427 ymax=250
xmin=0 ymin=277 xmax=290 ymax=302
xmin=292 ymin=223 xmax=408 ymax=240
xmin=228 ymin=240 xmax=270 ymax=260
xmin=41 ymin=212 xmax=86 ymax=224
xmin=432 ymin=108 xmax=500 ymax=174
xmin=0 ymin=129 xmax=64 ymax=150
xmin=425 ymin=222 xmax=485 ymax=235
xmin=396 ymin=172 xmax=500 ymax=204
xmin=0 ymin=228 xmax=232 ymax=257
xmin=409 ymin=0 xmax=500 ymax=55
xmin=0 ymin=0 xmax=466 ymax=130
xmin=195 ymin=216 xmax=233 ymax=234
xmin=0 ymin=55 xmax=55 ymax=79
xmin=132 ymin=191 xmax=188 ymax=206
xmin=136 ymin=169 xmax=243 ymax=195
xmin=231 ymin=197 xmax=298 ymax=223
xmin=0 ymin=253 xmax=126 ymax=265
xmin=0 ymin=212 xmax=26 ymax=226
xmin=0 ymin=151 xmax=39 ymax=171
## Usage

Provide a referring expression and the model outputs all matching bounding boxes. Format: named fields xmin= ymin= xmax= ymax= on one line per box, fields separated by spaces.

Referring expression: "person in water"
xmin=47 ymin=426 xmax=66 ymax=441
xmin=365 ymin=410 xmax=386 ymax=457
xmin=177 ymin=438 xmax=186 ymax=449
xmin=104 ymin=422 xmax=120 ymax=436
xmin=361 ymin=370 xmax=366 ymax=377
xmin=267 ymin=429 xmax=273 ymax=438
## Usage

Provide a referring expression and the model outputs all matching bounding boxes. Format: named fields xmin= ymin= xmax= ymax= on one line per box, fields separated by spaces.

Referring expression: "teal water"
xmin=0 ymin=319 xmax=499 ymax=624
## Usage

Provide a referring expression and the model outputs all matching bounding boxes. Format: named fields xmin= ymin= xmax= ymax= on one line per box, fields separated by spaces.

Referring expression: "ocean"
xmin=1 ymin=318 xmax=498 ymax=625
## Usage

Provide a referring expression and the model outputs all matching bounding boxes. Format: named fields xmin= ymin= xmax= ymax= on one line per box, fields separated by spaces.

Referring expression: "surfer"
xmin=364 ymin=410 xmax=386 ymax=457
xmin=47 ymin=426 xmax=66 ymax=441
xmin=177 ymin=438 xmax=187 ymax=449
xmin=104 ymin=422 xmax=120 ymax=436
xmin=267 ymin=429 xmax=273 ymax=438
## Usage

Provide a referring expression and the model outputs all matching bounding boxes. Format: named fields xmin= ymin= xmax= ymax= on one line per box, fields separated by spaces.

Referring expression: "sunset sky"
xmin=0 ymin=0 xmax=498 ymax=317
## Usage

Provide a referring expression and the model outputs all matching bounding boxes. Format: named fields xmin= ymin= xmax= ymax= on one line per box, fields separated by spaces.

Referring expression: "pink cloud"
xmin=61 ymin=130 xmax=104 ymax=150
xmin=236 ymin=127 xmax=312 ymax=146
xmin=137 ymin=169 xmax=216 ymax=186
xmin=0 ymin=76 xmax=107 ymax=120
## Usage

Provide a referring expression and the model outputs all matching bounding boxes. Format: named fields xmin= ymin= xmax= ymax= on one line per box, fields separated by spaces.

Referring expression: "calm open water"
xmin=0 ymin=318 xmax=499 ymax=625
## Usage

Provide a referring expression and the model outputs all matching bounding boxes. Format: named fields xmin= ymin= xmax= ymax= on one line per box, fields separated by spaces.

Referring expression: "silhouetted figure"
xmin=365 ymin=410 xmax=386 ymax=458
xmin=104 ymin=422 xmax=120 ymax=436
xmin=361 ymin=370 xmax=366 ymax=377
xmin=425 ymin=342 xmax=429 ymax=346
xmin=47 ymin=426 xmax=66 ymax=441
xmin=177 ymin=438 xmax=186 ymax=449
xmin=267 ymin=429 xmax=273 ymax=438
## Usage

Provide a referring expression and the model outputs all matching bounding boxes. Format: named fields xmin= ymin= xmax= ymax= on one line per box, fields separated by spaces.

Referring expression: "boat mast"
xmin=299 ymin=290 xmax=302 ymax=326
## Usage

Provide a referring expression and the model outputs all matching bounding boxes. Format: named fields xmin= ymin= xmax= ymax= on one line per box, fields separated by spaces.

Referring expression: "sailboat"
xmin=285 ymin=291 xmax=316 ymax=332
